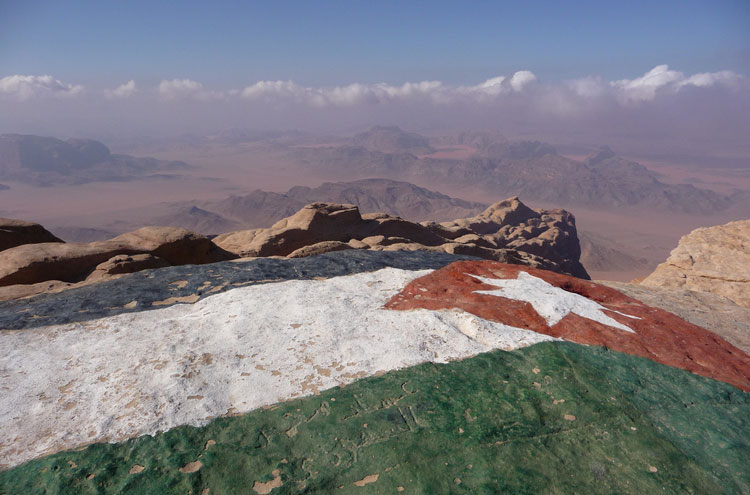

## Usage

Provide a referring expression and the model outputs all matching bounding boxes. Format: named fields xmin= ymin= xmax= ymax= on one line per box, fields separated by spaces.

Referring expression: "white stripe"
xmin=0 ymin=268 xmax=555 ymax=468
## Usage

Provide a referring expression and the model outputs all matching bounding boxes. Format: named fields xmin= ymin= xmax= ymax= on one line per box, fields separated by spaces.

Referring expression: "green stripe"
xmin=2 ymin=341 xmax=748 ymax=494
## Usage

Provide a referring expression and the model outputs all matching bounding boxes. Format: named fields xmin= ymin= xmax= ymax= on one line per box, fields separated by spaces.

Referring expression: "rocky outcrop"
xmin=601 ymin=281 xmax=750 ymax=354
xmin=0 ymin=218 xmax=62 ymax=251
xmin=0 ymin=226 xmax=235 ymax=287
xmin=85 ymin=254 xmax=171 ymax=282
xmin=640 ymin=220 xmax=750 ymax=308
xmin=214 ymin=197 xmax=590 ymax=279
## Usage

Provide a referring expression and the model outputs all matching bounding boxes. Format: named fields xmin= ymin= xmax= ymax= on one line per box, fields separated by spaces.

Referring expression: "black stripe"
xmin=0 ymin=250 xmax=476 ymax=331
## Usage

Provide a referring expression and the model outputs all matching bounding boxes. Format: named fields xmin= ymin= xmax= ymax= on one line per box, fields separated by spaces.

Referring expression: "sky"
xmin=0 ymin=0 xmax=749 ymax=154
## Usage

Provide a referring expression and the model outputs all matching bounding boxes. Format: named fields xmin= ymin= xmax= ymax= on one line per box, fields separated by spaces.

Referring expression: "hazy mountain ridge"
xmin=351 ymin=125 xmax=434 ymax=154
xmin=0 ymin=134 xmax=192 ymax=186
xmin=284 ymin=128 xmax=736 ymax=214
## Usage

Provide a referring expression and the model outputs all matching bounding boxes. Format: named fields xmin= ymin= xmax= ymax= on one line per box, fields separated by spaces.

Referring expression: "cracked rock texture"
xmin=215 ymin=197 xmax=589 ymax=279
xmin=640 ymin=220 xmax=750 ymax=308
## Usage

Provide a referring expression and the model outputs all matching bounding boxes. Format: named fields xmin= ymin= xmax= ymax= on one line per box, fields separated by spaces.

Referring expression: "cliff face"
xmin=641 ymin=219 xmax=750 ymax=308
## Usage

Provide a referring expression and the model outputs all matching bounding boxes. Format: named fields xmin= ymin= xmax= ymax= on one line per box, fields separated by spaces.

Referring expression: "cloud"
xmin=611 ymin=64 xmax=742 ymax=102
xmin=240 ymin=79 xmax=446 ymax=106
xmin=239 ymin=72 xmax=542 ymax=107
xmin=158 ymin=78 xmax=224 ymax=101
xmin=104 ymin=80 xmax=137 ymax=99
xmin=0 ymin=74 xmax=83 ymax=100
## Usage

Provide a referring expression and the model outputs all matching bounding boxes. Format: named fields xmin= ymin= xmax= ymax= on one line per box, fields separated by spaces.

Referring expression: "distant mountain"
xmin=203 ymin=178 xmax=486 ymax=229
xmin=0 ymin=134 xmax=192 ymax=185
xmin=578 ymin=231 xmax=650 ymax=273
xmin=51 ymin=179 xmax=488 ymax=240
xmin=288 ymin=136 xmax=734 ymax=213
xmin=351 ymin=126 xmax=434 ymax=155
xmin=285 ymin=178 xmax=485 ymax=221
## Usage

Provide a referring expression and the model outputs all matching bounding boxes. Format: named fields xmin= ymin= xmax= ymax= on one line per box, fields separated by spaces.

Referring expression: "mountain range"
xmin=0 ymin=134 xmax=192 ymax=186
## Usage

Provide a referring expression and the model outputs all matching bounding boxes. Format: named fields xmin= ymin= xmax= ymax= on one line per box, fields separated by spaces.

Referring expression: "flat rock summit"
xmin=0 ymin=198 xmax=748 ymax=494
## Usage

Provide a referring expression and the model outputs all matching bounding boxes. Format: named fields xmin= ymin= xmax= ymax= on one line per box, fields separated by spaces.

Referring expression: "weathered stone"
xmin=601 ymin=280 xmax=750 ymax=354
xmin=214 ymin=199 xmax=589 ymax=279
xmin=0 ymin=218 xmax=62 ymax=251
xmin=0 ymin=226 xmax=235 ymax=287
xmin=641 ymin=220 xmax=750 ymax=307
xmin=85 ymin=254 xmax=170 ymax=281
xmin=287 ymin=241 xmax=352 ymax=258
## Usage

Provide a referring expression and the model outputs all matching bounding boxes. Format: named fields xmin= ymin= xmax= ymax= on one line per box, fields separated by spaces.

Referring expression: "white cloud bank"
xmin=104 ymin=80 xmax=137 ymax=99
xmin=158 ymin=78 xmax=224 ymax=101
xmin=610 ymin=64 xmax=743 ymax=103
xmin=0 ymin=74 xmax=83 ymax=100
xmin=1 ymin=66 xmax=743 ymax=108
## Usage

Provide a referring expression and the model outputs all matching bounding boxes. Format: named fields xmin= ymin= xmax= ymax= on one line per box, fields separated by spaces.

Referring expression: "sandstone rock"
xmin=440 ymin=197 xmax=587 ymax=279
xmin=0 ymin=218 xmax=63 ymax=251
xmin=600 ymin=281 xmax=750 ymax=354
xmin=110 ymin=226 xmax=235 ymax=265
xmin=0 ymin=226 xmax=235 ymax=287
xmin=347 ymin=239 xmax=369 ymax=249
xmin=641 ymin=220 xmax=750 ymax=307
xmin=214 ymin=203 xmax=362 ymax=257
xmin=85 ymin=254 xmax=170 ymax=282
xmin=214 ymin=199 xmax=589 ymax=279
xmin=287 ymin=241 xmax=352 ymax=258
xmin=440 ymin=196 xmax=539 ymax=234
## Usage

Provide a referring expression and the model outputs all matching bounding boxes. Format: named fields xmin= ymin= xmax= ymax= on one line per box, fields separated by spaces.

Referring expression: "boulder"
xmin=214 ymin=203 xmax=362 ymax=257
xmin=0 ymin=218 xmax=63 ymax=251
xmin=0 ymin=226 xmax=236 ymax=287
xmin=640 ymin=220 xmax=750 ymax=308
xmin=287 ymin=241 xmax=353 ymax=258
xmin=85 ymin=254 xmax=170 ymax=281
xmin=110 ymin=226 xmax=235 ymax=265
xmin=439 ymin=196 xmax=540 ymax=234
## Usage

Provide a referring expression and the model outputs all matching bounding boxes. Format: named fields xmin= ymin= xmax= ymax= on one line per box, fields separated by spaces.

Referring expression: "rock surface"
xmin=1 ymin=250 xmax=749 ymax=493
xmin=1 ymin=251 xmax=749 ymax=494
xmin=215 ymin=197 xmax=589 ymax=279
xmin=0 ymin=218 xmax=62 ymax=251
xmin=0 ymin=226 xmax=235 ymax=287
xmin=385 ymin=260 xmax=750 ymax=392
xmin=0 ymin=250 xmax=475 ymax=330
xmin=85 ymin=254 xmax=170 ymax=282
xmin=601 ymin=280 xmax=750 ymax=354
xmin=3 ymin=342 xmax=749 ymax=494
xmin=640 ymin=219 xmax=750 ymax=307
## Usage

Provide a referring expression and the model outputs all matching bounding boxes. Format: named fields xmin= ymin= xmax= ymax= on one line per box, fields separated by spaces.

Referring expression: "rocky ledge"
xmin=640 ymin=219 xmax=750 ymax=308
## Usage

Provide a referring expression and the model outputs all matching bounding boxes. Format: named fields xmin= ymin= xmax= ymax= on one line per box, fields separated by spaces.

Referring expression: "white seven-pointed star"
xmin=468 ymin=272 xmax=640 ymax=333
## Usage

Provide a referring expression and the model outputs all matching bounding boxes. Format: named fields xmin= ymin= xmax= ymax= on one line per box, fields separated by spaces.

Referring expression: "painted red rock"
xmin=385 ymin=260 xmax=750 ymax=392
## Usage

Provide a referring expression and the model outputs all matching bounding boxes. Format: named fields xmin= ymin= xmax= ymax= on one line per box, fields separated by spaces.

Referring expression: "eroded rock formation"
xmin=0 ymin=226 xmax=235 ymax=288
xmin=0 ymin=218 xmax=62 ymax=252
xmin=640 ymin=220 xmax=750 ymax=308
xmin=214 ymin=197 xmax=589 ymax=279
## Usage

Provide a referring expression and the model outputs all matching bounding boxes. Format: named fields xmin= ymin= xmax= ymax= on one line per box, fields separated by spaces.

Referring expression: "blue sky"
xmin=1 ymin=0 xmax=748 ymax=87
